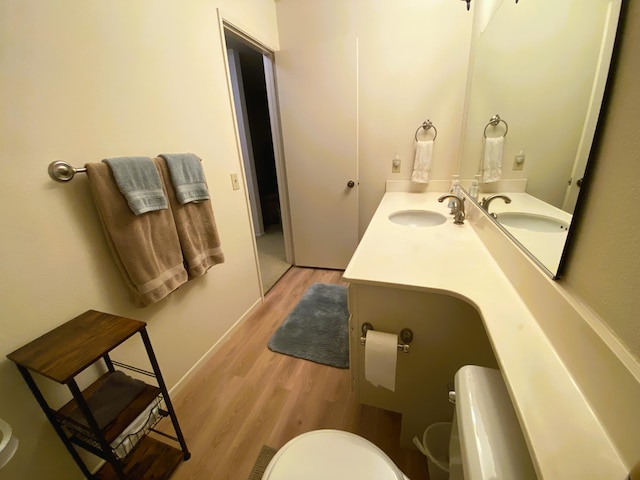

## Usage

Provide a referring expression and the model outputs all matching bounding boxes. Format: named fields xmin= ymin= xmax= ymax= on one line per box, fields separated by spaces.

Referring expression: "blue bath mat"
xmin=267 ymin=283 xmax=349 ymax=368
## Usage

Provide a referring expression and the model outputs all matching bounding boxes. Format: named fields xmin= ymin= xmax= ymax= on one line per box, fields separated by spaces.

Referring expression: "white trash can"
xmin=413 ymin=422 xmax=451 ymax=480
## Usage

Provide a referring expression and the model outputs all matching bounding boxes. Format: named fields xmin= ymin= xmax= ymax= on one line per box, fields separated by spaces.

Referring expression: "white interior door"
xmin=275 ymin=1 xmax=359 ymax=269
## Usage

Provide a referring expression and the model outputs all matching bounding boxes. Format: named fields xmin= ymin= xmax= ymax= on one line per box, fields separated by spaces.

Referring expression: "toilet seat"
xmin=262 ymin=430 xmax=407 ymax=480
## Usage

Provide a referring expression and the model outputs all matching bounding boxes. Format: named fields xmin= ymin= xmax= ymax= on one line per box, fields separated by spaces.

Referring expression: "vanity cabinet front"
xmin=348 ymin=283 xmax=498 ymax=446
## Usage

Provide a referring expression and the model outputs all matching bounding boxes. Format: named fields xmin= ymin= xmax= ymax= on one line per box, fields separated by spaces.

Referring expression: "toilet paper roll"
xmin=364 ymin=330 xmax=398 ymax=392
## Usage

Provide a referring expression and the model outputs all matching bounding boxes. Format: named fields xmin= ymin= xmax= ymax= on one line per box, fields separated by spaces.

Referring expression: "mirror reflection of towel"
xmin=482 ymin=136 xmax=504 ymax=183
xmin=411 ymin=140 xmax=433 ymax=184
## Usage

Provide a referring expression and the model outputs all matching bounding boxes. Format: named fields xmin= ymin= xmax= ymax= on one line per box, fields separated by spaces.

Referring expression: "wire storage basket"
xmin=62 ymin=394 xmax=165 ymax=459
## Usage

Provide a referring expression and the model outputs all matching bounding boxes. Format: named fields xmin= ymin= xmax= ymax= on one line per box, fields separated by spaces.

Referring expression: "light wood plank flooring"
xmin=165 ymin=267 xmax=429 ymax=479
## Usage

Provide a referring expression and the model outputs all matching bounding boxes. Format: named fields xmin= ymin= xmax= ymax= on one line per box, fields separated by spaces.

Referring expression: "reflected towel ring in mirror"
xmin=483 ymin=114 xmax=509 ymax=138
xmin=414 ymin=120 xmax=438 ymax=142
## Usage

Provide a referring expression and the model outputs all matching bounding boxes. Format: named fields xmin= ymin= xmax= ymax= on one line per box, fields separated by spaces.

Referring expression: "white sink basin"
xmin=496 ymin=212 xmax=569 ymax=233
xmin=388 ymin=210 xmax=447 ymax=227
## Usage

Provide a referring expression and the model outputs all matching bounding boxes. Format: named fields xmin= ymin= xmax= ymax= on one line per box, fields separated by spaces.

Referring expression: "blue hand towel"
xmin=159 ymin=153 xmax=210 ymax=204
xmin=102 ymin=156 xmax=168 ymax=215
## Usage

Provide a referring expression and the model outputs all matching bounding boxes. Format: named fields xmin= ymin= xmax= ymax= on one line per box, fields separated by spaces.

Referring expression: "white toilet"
xmin=262 ymin=366 xmax=536 ymax=480
xmin=262 ymin=429 xmax=409 ymax=480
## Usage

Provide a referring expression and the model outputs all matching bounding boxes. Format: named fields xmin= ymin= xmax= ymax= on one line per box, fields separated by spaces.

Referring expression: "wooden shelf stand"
xmin=7 ymin=310 xmax=190 ymax=480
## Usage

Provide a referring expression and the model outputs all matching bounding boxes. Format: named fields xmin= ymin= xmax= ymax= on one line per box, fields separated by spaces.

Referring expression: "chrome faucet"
xmin=438 ymin=194 xmax=465 ymax=225
xmin=480 ymin=194 xmax=512 ymax=218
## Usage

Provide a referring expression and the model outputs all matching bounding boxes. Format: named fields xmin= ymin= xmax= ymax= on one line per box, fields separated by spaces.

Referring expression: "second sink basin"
xmin=389 ymin=210 xmax=447 ymax=227
xmin=496 ymin=212 xmax=569 ymax=233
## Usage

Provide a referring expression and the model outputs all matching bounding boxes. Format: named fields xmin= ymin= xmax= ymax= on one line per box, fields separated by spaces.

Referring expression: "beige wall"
xmin=564 ymin=1 xmax=640 ymax=359
xmin=0 ymin=1 xmax=278 ymax=479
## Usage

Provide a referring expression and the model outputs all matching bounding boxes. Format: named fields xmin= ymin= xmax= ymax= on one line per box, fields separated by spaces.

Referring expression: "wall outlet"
xmin=513 ymin=153 xmax=525 ymax=171
xmin=392 ymin=156 xmax=401 ymax=173
xmin=231 ymin=173 xmax=240 ymax=190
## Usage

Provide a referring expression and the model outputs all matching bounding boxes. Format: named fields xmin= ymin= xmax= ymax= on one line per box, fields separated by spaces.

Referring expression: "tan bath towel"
xmin=155 ymin=157 xmax=224 ymax=278
xmin=86 ymin=162 xmax=188 ymax=306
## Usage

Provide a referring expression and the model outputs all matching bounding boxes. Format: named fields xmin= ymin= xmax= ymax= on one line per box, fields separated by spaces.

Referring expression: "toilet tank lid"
xmin=455 ymin=366 xmax=537 ymax=480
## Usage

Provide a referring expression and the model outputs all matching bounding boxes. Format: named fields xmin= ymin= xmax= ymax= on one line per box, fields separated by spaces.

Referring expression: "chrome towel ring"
xmin=483 ymin=114 xmax=509 ymax=138
xmin=414 ymin=120 xmax=438 ymax=142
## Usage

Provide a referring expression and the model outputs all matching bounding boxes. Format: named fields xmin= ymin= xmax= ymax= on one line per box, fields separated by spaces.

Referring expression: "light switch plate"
xmin=231 ymin=173 xmax=240 ymax=190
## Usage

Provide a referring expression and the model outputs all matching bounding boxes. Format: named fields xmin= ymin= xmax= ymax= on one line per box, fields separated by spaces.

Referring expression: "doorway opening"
xmin=224 ymin=27 xmax=293 ymax=293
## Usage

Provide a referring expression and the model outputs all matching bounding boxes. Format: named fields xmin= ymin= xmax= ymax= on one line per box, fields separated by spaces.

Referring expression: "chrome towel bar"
xmin=47 ymin=157 xmax=203 ymax=182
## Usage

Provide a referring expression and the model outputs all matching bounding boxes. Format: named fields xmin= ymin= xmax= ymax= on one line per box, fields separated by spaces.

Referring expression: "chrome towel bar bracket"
xmin=48 ymin=161 xmax=87 ymax=182
xmin=359 ymin=322 xmax=413 ymax=353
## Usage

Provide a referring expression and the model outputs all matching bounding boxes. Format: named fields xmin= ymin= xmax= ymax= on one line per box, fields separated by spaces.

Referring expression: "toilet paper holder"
xmin=359 ymin=322 xmax=413 ymax=353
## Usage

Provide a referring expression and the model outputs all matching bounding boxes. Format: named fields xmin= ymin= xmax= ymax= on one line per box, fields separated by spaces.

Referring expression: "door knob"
xmin=347 ymin=180 xmax=355 ymax=188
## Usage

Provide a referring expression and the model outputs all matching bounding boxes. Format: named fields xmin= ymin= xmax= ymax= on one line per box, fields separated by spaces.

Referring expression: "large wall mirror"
xmin=459 ymin=0 xmax=623 ymax=278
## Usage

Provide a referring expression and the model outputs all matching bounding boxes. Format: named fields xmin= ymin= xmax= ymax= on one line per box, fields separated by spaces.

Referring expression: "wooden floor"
xmin=164 ymin=267 xmax=429 ymax=480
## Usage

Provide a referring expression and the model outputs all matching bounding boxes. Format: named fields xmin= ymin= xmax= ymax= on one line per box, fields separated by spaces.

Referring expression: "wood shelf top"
xmin=6 ymin=310 xmax=146 ymax=383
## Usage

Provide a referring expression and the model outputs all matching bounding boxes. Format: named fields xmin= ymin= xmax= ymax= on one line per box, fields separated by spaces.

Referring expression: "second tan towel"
xmin=155 ymin=157 xmax=224 ymax=278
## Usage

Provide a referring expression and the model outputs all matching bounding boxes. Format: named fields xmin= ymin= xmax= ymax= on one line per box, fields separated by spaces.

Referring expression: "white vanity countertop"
xmin=343 ymin=191 xmax=626 ymax=480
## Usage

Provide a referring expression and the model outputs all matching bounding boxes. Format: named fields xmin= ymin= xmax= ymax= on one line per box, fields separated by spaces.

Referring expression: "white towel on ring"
xmin=482 ymin=136 xmax=504 ymax=183
xmin=411 ymin=140 xmax=433 ymax=184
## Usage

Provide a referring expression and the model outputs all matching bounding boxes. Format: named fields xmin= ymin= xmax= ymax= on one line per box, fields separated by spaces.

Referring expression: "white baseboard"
xmin=168 ymin=296 xmax=264 ymax=397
